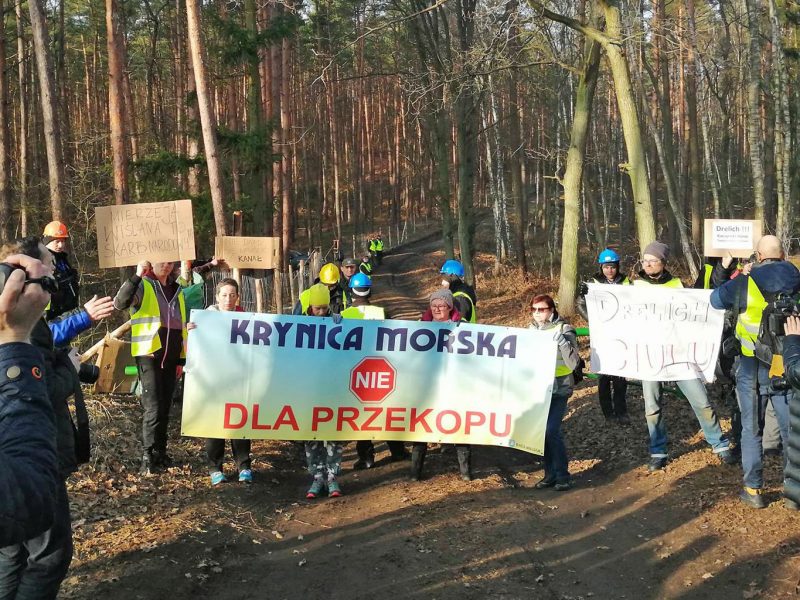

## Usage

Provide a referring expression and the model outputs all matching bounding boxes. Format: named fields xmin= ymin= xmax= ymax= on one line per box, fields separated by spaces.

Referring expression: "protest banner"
xmin=182 ymin=312 xmax=558 ymax=455
xmin=214 ymin=236 xmax=280 ymax=269
xmin=585 ymin=284 xmax=725 ymax=382
xmin=703 ymin=218 xmax=762 ymax=258
xmin=95 ymin=200 xmax=195 ymax=268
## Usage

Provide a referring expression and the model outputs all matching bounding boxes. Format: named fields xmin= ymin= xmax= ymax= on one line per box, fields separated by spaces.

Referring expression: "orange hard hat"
xmin=43 ymin=221 xmax=69 ymax=238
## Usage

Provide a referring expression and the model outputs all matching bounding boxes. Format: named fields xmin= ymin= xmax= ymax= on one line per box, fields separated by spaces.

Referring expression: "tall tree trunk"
xmin=106 ymin=0 xmax=129 ymax=206
xmin=744 ymin=0 xmax=765 ymax=222
xmin=28 ymin=0 xmax=65 ymax=219
xmin=684 ymin=0 xmax=702 ymax=247
xmin=15 ymin=0 xmax=28 ymax=236
xmin=507 ymin=1 xmax=528 ymax=275
xmin=185 ymin=0 xmax=227 ymax=235
xmin=0 ymin=0 xmax=11 ymax=241
xmin=558 ymin=22 xmax=601 ymax=317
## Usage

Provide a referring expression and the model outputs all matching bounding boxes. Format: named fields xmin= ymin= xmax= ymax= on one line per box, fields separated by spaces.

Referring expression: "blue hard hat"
xmin=440 ymin=259 xmax=465 ymax=278
xmin=598 ymin=249 xmax=620 ymax=264
xmin=349 ymin=272 xmax=372 ymax=289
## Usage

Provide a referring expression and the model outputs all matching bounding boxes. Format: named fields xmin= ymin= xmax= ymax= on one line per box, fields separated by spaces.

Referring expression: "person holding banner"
xmin=528 ymin=294 xmax=579 ymax=491
xmin=411 ymin=289 xmax=473 ymax=482
xmin=302 ymin=284 xmax=345 ymax=498
xmin=577 ymin=249 xmax=630 ymax=424
xmin=114 ymin=260 xmax=188 ymax=475
xmin=634 ymin=242 xmax=735 ymax=473
xmin=186 ymin=278 xmax=253 ymax=486
xmin=710 ymin=235 xmax=800 ymax=508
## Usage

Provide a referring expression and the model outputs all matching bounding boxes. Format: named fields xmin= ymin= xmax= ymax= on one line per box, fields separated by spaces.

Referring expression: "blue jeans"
xmin=0 ymin=480 xmax=72 ymax=600
xmin=543 ymin=389 xmax=570 ymax=483
xmin=641 ymin=379 xmax=729 ymax=458
xmin=735 ymin=355 xmax=791 ymax=489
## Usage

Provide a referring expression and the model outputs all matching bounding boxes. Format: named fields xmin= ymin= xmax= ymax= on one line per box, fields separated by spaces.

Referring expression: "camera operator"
xmin=710 ymin=235 xmax=800 ymax=509
xmin=0 ymin=238 xmax=89 ymax=599
xmin=0 ymin=254 xmax=59 ymax=548
xmin=782 ymin=316 xmax=800 ymax=511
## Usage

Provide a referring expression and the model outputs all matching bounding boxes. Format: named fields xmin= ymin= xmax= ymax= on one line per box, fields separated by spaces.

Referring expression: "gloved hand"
xmin=553 ymin=330 xmax=567 ymax=346
xmin=331 ymin=313 xmax=343 ymax=324
xmin=578 ymin=282 xmax=589 ymax=297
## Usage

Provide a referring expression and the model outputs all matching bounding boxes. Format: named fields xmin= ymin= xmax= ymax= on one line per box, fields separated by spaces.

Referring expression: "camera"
xmin=766 ymin=294 xmax=800 ymax=336
xmin=0 ymin=262 xmax=59 ymax=295
xmin=78 ymin=362 xmax=100 ymax=385
xmin=770 ymin=375 xmax=791 ymax=391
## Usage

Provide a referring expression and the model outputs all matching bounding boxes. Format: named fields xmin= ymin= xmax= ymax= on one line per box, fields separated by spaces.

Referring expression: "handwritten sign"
xmin=95 ymin=200 xmax=195 ymax=268
xmin=214 ymin=236 xmax=280 ymax=269
xmin=703 ymin=219 xmax=762 ymax=258
xmin=585 ymin=284 xmax=725 ymax=382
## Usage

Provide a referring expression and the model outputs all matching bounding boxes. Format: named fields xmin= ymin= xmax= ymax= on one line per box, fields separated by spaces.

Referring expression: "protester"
xmin=359 ymin=254 xmax=373 ymax=277
xmin=114 ymin=259 xmax=188 ymax=475
xmin=294 ymin=263 xmax=347 ymax=316
xmin=782 ymin=315 xmax=800 ymax=511
xmin=176 ymin=257 xmax=226 ymax=314
xmin=42 ymin=221 xmax=80 ymax=320
xmin=439 ymin=259 xmax=477 ymax=323
xmin=528 ymin=294 xmax=580 ymax=491
xmin=302 ymin=284 xmax=345 ymax=498
xmin=633 ymin=241 xmax=735 ymax=472
xmin=341 ymin=274 xmax=408 ymax=467
xmin=187 ymin=278 xmax=253 ymax=486
xmin=576 ymin=249 xmax=630 ymax=424
xmin=710 ymin=235 xmax=800 ymax=508
xmin=0 ymin=238 xmax=90 ymax=599
xmin=411 ymin=289 xmax=471 ymax=481
xmin=0 ymin=253 xmax=61 ymax=574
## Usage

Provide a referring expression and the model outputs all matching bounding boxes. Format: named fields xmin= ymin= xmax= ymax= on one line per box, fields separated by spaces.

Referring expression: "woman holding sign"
xmin=114 ymin=260 xmax=187 ymax=475
xmin=529 ymin=294 xmax=580 ymax=491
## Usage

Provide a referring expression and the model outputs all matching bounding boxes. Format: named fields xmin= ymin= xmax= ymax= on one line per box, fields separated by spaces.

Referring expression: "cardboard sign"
xmin=586 ymin=284 xmax=725 ymax=382
xmin=182 ymin=312 xmax=557 ymax=455
xmin=703 ymin=219 xmax=762 ymax=258
xmin=93 ymin=335 xmax=137 ymax=394
xmin=214 ymin=236 xmax=280 ymax=269
xmin=96 ymin=200 xmax=196 ymax=268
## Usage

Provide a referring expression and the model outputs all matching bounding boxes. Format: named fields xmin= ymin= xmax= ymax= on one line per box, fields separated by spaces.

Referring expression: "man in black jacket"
xmin=0 ymin=251 xmax=61 ymax=547
xmin=42 ymin=221 xmax=80 ymax=321
xmin=782 ymin=315 xmax=800 ymax=511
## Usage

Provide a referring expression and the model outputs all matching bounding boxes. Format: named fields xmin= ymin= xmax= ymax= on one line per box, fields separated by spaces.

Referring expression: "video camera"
xmin=0 ymin=263 xmax=59 ymax=295
xmin=766 ymin=293 xmax=800 ymax=337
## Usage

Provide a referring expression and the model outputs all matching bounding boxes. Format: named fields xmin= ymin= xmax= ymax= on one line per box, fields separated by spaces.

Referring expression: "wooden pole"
xmin=273 ymin=269 xmax=283 ymax=314
xmin=298 ymin=260 xmax=306 ymax=294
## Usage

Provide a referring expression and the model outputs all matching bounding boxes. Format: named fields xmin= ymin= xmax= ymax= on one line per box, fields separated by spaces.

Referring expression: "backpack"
xmin=754 ymin=291 xmax=800 ymax=373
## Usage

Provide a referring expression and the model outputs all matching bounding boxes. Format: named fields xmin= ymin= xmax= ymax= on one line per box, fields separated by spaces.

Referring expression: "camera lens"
xmin=78 ymin=363 xmax=100 ymax=385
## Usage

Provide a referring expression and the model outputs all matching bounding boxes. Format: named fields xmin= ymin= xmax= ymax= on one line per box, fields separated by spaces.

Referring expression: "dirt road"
xmin=63 ymin=234 xmax=800 ymax=599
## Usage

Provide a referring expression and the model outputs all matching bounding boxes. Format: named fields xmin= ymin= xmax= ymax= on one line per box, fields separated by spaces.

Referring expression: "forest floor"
xmin=61 ymin=229 xmax=800 ymax=600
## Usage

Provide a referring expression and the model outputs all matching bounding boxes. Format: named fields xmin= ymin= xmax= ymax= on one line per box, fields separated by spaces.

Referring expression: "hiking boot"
xmin=238 ymin=469 xmax=253 ymax=483
xmin=739 ymin=487 xmax=766 ymax=509
xmin=648 ymin=457 xmax=668 ymax=472
xmin=534 ymin=477 xmax=556 ymax=489
xmin=410 ymin=445 xmax=426 ymax=481
xmin=152 ymin=450 xmax=172 ymax=468
xmin=457 ymin=447 xmax=472 ymax=481
xmin=210 ymin=471 xmax=227 ymax=486
xmin=306 ymin=477 xmax=325 ymax=499
xmin=140 ymin=451 xmax=157 ymax=475
xmin=554 ymin=480 xmax=573 ymax=492
xmin=327 ymin=479 xmax=342 ymax=498
xmin=718 ymin=450 xmax=738 ymax=465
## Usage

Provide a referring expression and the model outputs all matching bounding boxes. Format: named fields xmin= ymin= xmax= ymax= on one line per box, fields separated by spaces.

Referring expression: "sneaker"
xmin=718 ymin=450 xmax=737 ymax=465
xmin=534 ymin=477 xmax=556 ymax=489
xmin=238 ymin=469 xmax=253 ymax=483
xmin=140 ymin=452 xmax=158 ymax=475
xmin=210 ymin=471 xmax=227 ymax=486
xmin=306 ymin=478 xmax=325 ymax=499
xmin=554 ymin=481 xmax=573 ymax=492
xmin=739 ymin=487 xmax=766 ymax=509
xmin=648 ymin=457 xmax=668 ymax=472
xmin=327 ymin=480 xmax=342 ymax=497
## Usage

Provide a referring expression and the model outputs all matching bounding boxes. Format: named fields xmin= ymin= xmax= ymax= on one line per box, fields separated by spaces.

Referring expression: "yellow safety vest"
xmin=702 ymin=264 xmax=713 ymax=289
xmin=453 ymin=291 xmax=477 ymax=323
xmin=130 ymin=279 xmax=187 ymax=358
xmin=735 ymin=277 xmax=767 ymax=357
xmin=341 ymin=305 xmax=385 ymax=320
xmin=632 ymin=276 xmax=683 ymax=288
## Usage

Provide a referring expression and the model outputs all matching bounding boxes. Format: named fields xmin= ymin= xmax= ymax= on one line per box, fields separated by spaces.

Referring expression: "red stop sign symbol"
xmin=350 ymin=357 xmax=397 ymax=403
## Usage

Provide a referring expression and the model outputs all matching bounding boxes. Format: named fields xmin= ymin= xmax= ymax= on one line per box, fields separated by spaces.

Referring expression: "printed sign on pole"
xmin=586 ymin=284 xmax=725 ymax=382
xmin=95 ymin=200 xmax=195 ymax=268
xmin=182 ymin=313 xmax=558 ymax=455
xmin=703 ymin=218 xmax=762 ymax=258
xmin=214 ymin=236 xmax=280 ymax=269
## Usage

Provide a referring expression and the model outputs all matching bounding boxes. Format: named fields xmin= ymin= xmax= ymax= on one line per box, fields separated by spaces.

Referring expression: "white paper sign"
xmin=703 ymin=219 xmax=762 ymax=257
xmin=585 ymin=284 xmax=725 ymax=382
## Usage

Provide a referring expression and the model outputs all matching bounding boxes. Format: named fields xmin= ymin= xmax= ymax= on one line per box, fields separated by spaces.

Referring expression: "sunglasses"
xmin=531 ymin=307 xmax=552 ymax=313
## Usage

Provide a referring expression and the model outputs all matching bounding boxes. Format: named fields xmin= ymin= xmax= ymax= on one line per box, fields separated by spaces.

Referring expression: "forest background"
xmin=2 ymin=0 xmax=799 ymax=315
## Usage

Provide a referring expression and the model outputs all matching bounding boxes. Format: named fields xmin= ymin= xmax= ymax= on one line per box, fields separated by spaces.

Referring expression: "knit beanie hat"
xmin=643 ymin=241 xmax=670 ymax=262
xmin=308 ymin=283 xmax=331 ymax=307
xmin=430 ymin=289 xmax=454 ymax=309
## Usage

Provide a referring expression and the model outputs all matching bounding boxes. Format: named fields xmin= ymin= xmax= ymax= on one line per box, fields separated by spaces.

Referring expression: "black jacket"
xmin=46 ymin=251 xmax=80 ymax=320
xmin=784 ymin=334 xmax=800 ymax=390
xmin=449 ymin=280 xmax=477 ymax=322
xmin=0 ymin=343 xmax=59 ymax=546
xmin=576 ymin=272 xmax=628 ymax=321
xmin=30 ymin=318 xmax=89 ymax=477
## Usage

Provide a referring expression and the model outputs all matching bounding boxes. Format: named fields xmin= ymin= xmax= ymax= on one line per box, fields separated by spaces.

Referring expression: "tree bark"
xmin=0 ymin=0 xmax=11 ymax=241
xmin=744 ymin=0 xmax=765 ymax=222
xmin=106 ymin=0 xmax=129 ymax=206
